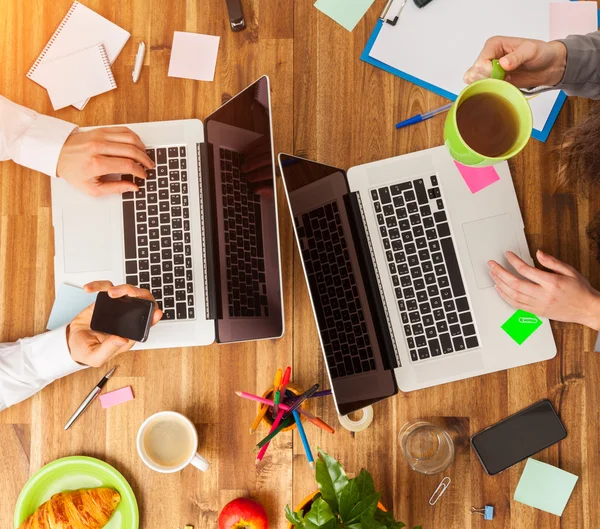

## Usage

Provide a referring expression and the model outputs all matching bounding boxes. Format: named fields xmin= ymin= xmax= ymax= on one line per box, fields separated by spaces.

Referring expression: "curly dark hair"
xmin=558 ymin=104 xmax=600 ymax=259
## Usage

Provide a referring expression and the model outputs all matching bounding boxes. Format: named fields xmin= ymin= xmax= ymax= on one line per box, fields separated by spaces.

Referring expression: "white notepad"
xmin=26 ymin=1 xmax=130 ymax=109
xmin=35 ymin=44 xmax=117 ymax=110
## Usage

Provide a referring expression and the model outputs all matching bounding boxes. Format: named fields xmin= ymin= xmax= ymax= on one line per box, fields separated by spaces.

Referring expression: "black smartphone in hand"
xmin=90 ymin=292 xmax=155 ymax=342
xmin=471 ymin=399 xmax=567 ymax=475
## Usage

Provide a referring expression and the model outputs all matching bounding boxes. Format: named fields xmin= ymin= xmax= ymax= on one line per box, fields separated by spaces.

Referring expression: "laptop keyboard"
xmin=371 ymin=175 xmax=479 ymax=362
xmin=296 ymin=202 xmax=376 ymax=379
xmin=122 ymin=145 xmax=195 ymax=322
xmin=220 ymin=148 xmax=269 ymax=318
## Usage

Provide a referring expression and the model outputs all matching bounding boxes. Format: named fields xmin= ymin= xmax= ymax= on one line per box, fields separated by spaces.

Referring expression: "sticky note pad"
xmin=168 ymin=31 xmax=220 ymax=81
xmin=550 ymin=1 xmax=598 ymax=41
xmin=453 ymin=161 xmax=500 ymax=194
xmin=501 ymin=310 xmax=542 ymax=345
xmin=514 ymin=459 xmax=578 ymax=516
xmin=47 ymin=284 xmax=97 ymax=331
xmin=314 ymin=0 xmax=375 ymax=32
xmin=99 ymin=386 xmax=134 ymax=408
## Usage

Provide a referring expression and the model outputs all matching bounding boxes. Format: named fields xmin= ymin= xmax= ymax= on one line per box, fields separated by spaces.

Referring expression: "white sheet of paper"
xmin=35 ymin=44 xmax=116 ymax=110
xmin=369 ymin=0 xmax=569 ymax=134
xmin=550 ymin=1 xmax=598 ymax=40
xmin=47 ymin=284 xmax=97 ymax=331
xmin=168 ymin=31 xmax=220 ymax=81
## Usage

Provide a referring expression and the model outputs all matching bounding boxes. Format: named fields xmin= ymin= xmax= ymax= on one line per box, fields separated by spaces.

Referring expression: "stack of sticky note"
xmin=26 ymin=1 xmax=130 ymax=110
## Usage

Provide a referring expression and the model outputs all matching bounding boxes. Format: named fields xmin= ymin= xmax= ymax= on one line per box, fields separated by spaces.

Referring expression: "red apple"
xmin=218 ymin=497 xmax=268 ymax=529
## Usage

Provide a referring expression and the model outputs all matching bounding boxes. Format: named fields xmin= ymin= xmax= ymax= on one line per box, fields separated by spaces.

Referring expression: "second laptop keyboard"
xmin=122 ymin=145 xmax=195 ymax=322
xmin=371 ymin=175 xmax=479 ymax=362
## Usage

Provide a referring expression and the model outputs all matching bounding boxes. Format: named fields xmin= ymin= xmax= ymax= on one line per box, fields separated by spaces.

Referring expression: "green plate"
xmin=14 ymin=456 xmax=138 ymax=529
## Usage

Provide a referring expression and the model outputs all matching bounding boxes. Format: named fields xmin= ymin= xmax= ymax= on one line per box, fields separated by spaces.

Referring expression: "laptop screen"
xmin=279 ymin=154 xmax=397 ymax=415
xmin=204 ymin=77 xmax=283 ymax=343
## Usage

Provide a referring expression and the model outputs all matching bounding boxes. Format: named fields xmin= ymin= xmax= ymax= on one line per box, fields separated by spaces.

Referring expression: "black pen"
xmin=64 ymin=367 xmax=116 ymax=430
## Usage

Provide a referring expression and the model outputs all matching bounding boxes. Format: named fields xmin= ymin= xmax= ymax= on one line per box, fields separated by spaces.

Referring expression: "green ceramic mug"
xmin=444 ymin=60 xmax=533 ymax=167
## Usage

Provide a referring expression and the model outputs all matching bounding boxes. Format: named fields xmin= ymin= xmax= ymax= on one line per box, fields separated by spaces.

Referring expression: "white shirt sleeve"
xmin=0 ymin=95 xmax=77 ymax=177
xmin=0 ymin=326 xmax=87 ymax=411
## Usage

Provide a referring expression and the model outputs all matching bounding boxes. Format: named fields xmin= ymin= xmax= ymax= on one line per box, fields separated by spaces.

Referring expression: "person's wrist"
xmin=547 ymin=41 xmax=567 ymax=86
xmin=581 ymin=291 xmax=600 ymax=331
xmin=66 ymin=324 xmax=86 ymax=366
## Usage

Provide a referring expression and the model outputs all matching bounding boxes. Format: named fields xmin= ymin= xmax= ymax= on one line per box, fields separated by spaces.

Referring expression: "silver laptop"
xmin=279 ymin=148 xmax=556 ymax=415
xmin=51 ymin=76 xmax=284 ymax=348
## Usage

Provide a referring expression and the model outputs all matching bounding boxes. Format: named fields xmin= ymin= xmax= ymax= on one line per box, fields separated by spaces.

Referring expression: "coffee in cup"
xmin=137 ymin=411 xmax=209 ymax=473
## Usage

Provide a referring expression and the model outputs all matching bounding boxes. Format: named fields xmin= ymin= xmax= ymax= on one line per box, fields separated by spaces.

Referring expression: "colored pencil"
xmin=271 ymin=368 xmax=283 ymax=419
xmin=255 ymin=420 xmax=289 ymax=450
xmin=273 ymin=366 xmax=291 ymax=418
xmin=281 ymin=384 xmax=319 ymax=420
xmin=235 ymin=389 xmax=334 ymax=434
xmin=293 ymin=409 xmax=315 ymax=469
xmin=289 ymin=389 xmax=332 ymax=400
xmin=255 ymin=410 xmax=288 ymax=461
xmin=249 ymin=404 xmax=269 ymax=434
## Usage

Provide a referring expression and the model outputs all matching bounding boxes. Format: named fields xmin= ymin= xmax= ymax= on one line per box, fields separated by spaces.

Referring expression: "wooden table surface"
xmin=2 ymin=1 xmax=600 ymax=527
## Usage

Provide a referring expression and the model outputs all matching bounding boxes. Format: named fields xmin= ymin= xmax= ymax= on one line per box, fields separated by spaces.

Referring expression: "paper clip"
xmin=429 ymin=477 xmax=451 ymax=505
xmin=518 ymin=317 xmax=538 ymax=324
xmin=471 ymin=506 xmax=494 ymax=520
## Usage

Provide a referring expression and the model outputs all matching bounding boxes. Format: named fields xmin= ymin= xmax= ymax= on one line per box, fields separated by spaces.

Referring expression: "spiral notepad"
xmin=34 ymin=44 xmax=117 ymax=111
xmin=26 ymin=1 xmax=129 ymax=110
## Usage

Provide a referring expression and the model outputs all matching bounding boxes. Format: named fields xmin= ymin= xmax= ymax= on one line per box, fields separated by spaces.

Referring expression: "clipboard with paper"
xmin=361 ymin=0 xmax=576 ymax=142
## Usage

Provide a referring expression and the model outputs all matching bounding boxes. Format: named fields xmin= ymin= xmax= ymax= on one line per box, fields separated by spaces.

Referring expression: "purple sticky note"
xmin=99 ymin=386 xmax=134 ymax=408
xmin=453 ymin=161 xmax=500 ymax=194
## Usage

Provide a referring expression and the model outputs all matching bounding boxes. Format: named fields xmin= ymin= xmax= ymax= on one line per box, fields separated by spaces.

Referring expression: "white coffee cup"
xmin=136 ymin=411 xmax=209 ymax=473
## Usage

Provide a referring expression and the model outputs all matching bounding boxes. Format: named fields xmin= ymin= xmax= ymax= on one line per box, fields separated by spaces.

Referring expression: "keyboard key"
xmin=157 ymin=148 xmax=167 ymax=164
xmin=465 ymin=336 xmax=479 ymax=348
xmin=440 ymin=333 xmax=453 ymax=353
xmin=456 ymin=297 xmax=469 ymax=312
xmin=440 ymin=237 xmax=466 ymax=297
xmin=463 ymin=324 xmax=476 ymax=336
xmin=453 ymin=336 xmax=466 ymax=351
xmin=378 ymin=187 xmax=392 ymax=204
xmin=459 ymin=312 xmax=473 ymax=324
xmin=418 ymin=348 xmax=430 ymax=360
xmin=413 ymin=178 xmax=428 ymax=205
xmin=126 ymin=275 xmax=137 ymax=286
xmin=122 ymin=201 xmax=136 ymax=259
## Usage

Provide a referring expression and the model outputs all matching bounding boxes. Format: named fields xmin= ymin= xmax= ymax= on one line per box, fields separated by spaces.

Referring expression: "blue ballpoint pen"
xmin=395 ymin=102 xmax=453 ymax=130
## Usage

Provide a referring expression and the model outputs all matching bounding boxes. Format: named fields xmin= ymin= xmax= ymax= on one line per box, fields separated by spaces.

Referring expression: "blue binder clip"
xmin=471 ymin=506 xmax=494 ymax=520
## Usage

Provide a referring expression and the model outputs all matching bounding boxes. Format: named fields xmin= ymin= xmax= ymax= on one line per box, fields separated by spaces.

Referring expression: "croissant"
xmin=18 ymin=488 xmax=121 ymax=529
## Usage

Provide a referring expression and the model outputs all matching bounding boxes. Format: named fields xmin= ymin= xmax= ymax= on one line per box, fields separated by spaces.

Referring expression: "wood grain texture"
xmin=1 ymin=0 xmax=599 ymax=527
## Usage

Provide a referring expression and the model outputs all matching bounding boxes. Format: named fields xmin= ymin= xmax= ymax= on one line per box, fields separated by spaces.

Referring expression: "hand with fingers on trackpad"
xmin=488 ymin=250 xmax=600 ymax=329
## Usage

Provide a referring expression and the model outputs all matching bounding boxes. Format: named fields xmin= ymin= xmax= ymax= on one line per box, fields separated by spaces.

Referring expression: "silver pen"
xmin=64 ymin=366 xmax=116 ymax=430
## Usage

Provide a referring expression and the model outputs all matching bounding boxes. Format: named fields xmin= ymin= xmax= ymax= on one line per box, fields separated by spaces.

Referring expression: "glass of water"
xmin=399 ymin=420 xmax=454 ymax=475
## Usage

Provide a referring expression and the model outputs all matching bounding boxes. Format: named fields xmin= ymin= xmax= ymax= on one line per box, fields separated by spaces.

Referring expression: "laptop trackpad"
xmin=463 ymin=214 xmax=520 ymax=289
xmin=62 ymin=203 xmax=112 ymax=273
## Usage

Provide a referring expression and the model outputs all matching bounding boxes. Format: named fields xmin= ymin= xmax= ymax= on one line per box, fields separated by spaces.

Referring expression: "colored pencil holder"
xmin=261 ymin=384 xmax=306 ymax=432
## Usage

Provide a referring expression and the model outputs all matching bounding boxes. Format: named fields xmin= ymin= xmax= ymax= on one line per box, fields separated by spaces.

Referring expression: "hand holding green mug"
xmin=444 ymin=60 xmax=533 ymax=167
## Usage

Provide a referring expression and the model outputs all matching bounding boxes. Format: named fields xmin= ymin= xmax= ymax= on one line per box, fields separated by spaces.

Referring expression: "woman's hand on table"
xmin=66 ymin=282 xmax=163 ymax=368
xmin=488 ymin=250 xmax=600 ymax=329
xmin=56 ymin=126 xmax=155 ymax=197
xmin=464 ymin=36 xmax=567 ymax=88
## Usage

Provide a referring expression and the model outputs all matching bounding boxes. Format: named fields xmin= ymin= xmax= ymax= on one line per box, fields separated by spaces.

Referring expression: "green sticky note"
xmin=501 ymin=310 xmax=542 ymax=345
xmin=314 ymin=0 xmax=375 ymax=32
xmin=514 ymin=459 xmax=578 ymax=516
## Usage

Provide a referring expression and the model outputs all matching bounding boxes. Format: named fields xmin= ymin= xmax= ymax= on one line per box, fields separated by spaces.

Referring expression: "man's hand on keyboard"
xmin=57 ymin=127 xmax=155 ymax=197
xmin=488 ymin=250 xmax=600 ymax=330
xmin=66 ymin=282 xmax=163 ymax=368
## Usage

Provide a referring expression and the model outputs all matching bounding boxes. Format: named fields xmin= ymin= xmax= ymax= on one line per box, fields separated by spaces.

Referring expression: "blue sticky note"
xmin=46 ymin=284 xmax=97 ymax=330
xmin=514 ymin=459 xmax=578 ymax=516
xmin=314 ymin=0 xmax=375 ymax=32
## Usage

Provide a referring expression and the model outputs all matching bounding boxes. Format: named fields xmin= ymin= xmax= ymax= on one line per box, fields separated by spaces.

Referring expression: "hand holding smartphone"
xmin=91 ymin=292 xmax=156 ymax=342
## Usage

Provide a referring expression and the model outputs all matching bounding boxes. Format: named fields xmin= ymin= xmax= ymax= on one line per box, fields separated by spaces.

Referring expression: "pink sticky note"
xmin=99 ymin=386 xmax=134 ymax=408
xmin=550 ymin=2 xmax=598 ymax=41
xmin=168 ymin=31 xmax=220 ymax=81
xmin=453 ymin=161 xmax=500 ymax=194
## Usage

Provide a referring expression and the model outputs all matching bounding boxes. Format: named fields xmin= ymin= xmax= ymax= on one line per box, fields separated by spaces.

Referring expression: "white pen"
xmin=132 ymin=41 xmax=146 ymax=83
